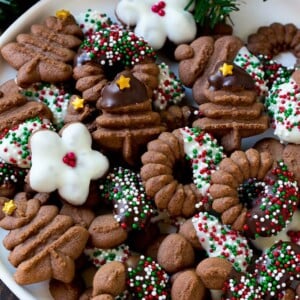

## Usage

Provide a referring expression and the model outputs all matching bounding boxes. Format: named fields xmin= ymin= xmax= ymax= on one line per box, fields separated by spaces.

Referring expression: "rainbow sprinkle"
xmin=254 ymin=241 xmax=300 ymax=298
xmin=76 ymin=8 xmax=113 ymax=35
xmin=84 ymin=244 xmax=130 ymax=268
xmin=223 ymin=272 xmax=263 ymax=300
xmin=265 ymin=77 xmax=300 ymax=143
xmin=0 ymin=157 xmax=27 ymax=185
xmin=244 ymin=161 xmax=299 ymax=238
xmin=234 ymin=47 xmax=267 ymax=96
xmin=192 ymin=212 xmax=253 ymax=272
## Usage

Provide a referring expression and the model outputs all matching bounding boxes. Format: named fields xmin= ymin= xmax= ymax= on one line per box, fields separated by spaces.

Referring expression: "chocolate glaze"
xmin=99 ymin=71 xmax=148 ymax=109
xmin=241 ymin=175 xmax=277 ymax=239
xmin=223 ymin=241 xmax=300 ymax=299
xmin=254 ymin=241 xmax=300 ymax=300
xmin=208 ymin=60 xmax=255 ymax=92
xmin=113 ymin=192 xmax=152 ymax=232
xmin=243 ymin=165 xmax=298 ymax=239
xmin=223 ymin=268 xmax=262 ymax=299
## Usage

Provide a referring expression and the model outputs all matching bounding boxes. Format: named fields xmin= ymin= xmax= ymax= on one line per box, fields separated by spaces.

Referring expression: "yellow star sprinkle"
xmin=56 ymin=9 xmax=71 ymax=20
xmin=219 ymin=63 xmax=234 ymax=76
xmin=72 ymin=96 xmax=85 ymax=110
xmin=116 ymin=75 xmax=131 ymax=90
xmin=2 ymin=200 xmax=17 ymax=215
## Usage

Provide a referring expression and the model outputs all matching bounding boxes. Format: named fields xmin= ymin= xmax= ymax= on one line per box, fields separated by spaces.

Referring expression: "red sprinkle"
xmin=62 ymin=152 xmax=77 ymax=168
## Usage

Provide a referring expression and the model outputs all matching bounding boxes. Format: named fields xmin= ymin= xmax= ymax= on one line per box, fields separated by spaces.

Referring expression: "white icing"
xmin=115 ymin=0 xmax=197 ymax=50
xmin=180 ymin=127 xmax=224 ymax=197
xmin=266 ymin=77 xmax=300 ymax=144
xmin=152 ymin=62 xmax=185 ymax=111
xmin=192 ymin=212 xmax=253 ymax=272
xmin=251 ymin=210 xmax=300 ymax=251
xmin=22 ymin=83 xmax=70 ymax=129
xmin=76 ymin=9 xmax=112 ymax=35
xmin=84 ymin=244 xmax=130 ymax=267
xmin=29 ymin=122 xmax=109 ymax=205
xmin=150 ymin=209 xmax=186 ymax=233
xmin=0 ymin=118 xmax=53 ymax=168
xmin=235 ymin=46 xmax=300 ymax=144
xmin=234 ymin=46 xmax=268 ymax=96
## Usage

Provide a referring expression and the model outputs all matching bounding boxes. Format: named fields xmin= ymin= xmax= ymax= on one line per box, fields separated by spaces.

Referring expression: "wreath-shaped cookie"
xmin=209 ymin=148 xmax=299 ymax=238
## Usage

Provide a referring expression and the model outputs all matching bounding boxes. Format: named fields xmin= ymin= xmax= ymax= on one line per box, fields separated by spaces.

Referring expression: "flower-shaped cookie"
xmin=115 ymin=0 xmax=197 ymax=50
xmin=29 ymin=122 xmax=109 ymax=205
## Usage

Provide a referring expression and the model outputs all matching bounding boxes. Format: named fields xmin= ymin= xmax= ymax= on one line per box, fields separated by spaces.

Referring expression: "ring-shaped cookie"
xmin=247 ymin=23 xmax=300 ymax=59
xmin=73 ymin=24 xmax=159 ymax=102
xmin=140 ymin=127 xmax=224 ymax=217
xmin=235 ymin=24 xmax=300 ymax=144
xmin=234 ymin=44 xmax=300 ymax=144
xmin=209 ymin=148 xmax=299 ymax=238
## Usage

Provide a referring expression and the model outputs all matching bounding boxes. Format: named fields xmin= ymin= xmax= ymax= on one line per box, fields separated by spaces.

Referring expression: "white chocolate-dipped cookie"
xmin=29 ymin=122 xmax=109 ymax=205
xmin=115 ymin=0 xmax=197 ymax=50
xmin=192 ymin=211 xmax=253 ymax=272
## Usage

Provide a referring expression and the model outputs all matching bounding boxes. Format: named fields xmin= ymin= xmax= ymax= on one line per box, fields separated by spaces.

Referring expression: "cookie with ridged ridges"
xmin=175 ymin=35 xmax=244 ymax=104
xmin=141 ymin=127 xmax=224 ymax=217
xmin=92 ymin=72 xmax=165 ymax=166
xmin=0 ymin=193 xmax=89 ymax=285
xmin=210 ymin=149 xmax=299 ymax=238
xmin=1 ymin=11 xmax=83 ymax=87
xmin=247 ymin=23 xmax=300 ymax=58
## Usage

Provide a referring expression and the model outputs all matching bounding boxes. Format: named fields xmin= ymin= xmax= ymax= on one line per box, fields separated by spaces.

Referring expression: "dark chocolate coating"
xmin=100 ymin=71 xmax=148 ymax=109
xmin=224 ymin=241 xmax=300 ymax=300
xmin=254 ymin=241 xmax=300 ymax=300
xmin=208 ymin=61 xmax=255 ymax=91
xmin=243 ymin=165 xmax=298 ymax=239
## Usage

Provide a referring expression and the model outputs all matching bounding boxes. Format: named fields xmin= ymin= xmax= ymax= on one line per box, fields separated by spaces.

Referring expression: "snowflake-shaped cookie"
xmin=115 ymin=0 xmax=197 ymax=50
xmin=29 ymin=122 xmax=109 ymax=205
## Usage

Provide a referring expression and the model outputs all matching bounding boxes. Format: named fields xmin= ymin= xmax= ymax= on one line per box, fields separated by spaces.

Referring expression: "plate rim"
xmin=1 ymin=0 xmax=300 ymax=299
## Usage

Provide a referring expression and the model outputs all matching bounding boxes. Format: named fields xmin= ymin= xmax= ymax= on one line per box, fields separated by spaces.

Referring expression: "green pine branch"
xmin=186 ymin=0 xmax=268 ymax=29
xmin=186 ymin=0 xmax=240 ymax=28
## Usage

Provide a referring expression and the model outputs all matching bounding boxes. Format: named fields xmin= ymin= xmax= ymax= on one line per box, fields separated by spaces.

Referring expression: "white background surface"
xmin=0 ymin=0 xmax=300 ymax=299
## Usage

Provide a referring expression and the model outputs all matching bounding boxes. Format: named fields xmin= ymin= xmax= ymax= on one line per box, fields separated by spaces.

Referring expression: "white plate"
xmin=0 ymin=0 xmax=300 ymax=299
